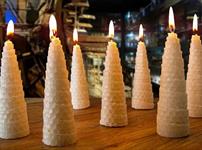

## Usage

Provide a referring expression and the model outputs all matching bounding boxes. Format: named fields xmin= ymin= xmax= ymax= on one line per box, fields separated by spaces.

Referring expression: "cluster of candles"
xmin=0 ymin=6 xmax=201 ymax=146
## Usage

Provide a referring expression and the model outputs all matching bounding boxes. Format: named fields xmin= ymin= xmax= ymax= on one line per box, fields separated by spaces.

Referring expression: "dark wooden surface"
xmin=0 ymin=98 xmax=202 ymax=150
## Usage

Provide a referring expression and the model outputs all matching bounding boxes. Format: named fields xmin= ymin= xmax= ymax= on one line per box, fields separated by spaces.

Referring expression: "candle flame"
xmin=139 ymin=24 xmax=144 ymax=41
xmin=193 ymin=14 xmax=198 ymax=32
xmin=108 ymin=20 xmax=114 ymax=39
xmin=49 ymin=14 xmax=57 ymax=39
xmin=6 ymin=20 xmax=14 ymax=37
xmin=73 ymin=28 xmax=78 ymax=42
xmin=169 ymin=7 xmax=175 ymax=32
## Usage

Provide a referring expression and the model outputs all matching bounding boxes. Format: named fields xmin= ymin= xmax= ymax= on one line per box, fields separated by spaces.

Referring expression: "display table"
xmin=0 ymin=98 xmax=202 ymax=149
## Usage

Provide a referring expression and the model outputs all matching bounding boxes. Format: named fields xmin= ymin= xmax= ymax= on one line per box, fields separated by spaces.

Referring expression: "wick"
xmin=139 ymin=37 xmax=144 ymax=42
xmin=193 ymin=29 xmax=198 ymax=35
xmin=52 ymin=30 xmax=57 ymax=37
xmin=7 ymin=33 xmax=14 ymax=41
xmin=108 ymin=36 xmax=114 ymax=42
xmin=169 ymin=25 xmax=174 ymax=32
xmin=73 ymin=40 xmax=78 ymax=45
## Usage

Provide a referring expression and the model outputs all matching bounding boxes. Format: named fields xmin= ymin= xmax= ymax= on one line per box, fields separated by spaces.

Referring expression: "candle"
xmin=131 ymin=24 xmax=154 ymax=109
xmin=156 ymin=7 xmax=189 ymax=138
xmin=0 ymin=20 xmax=30 ymax=139
xmin=70 ymin=28 xmax=90 ymax=109
xmin=100 ymin=20 xmax=128 ymax=127
xmin=187 ymin=14 xmax=202 ymax=117
xmin=43 ymin=15 xmax=77 ymax=146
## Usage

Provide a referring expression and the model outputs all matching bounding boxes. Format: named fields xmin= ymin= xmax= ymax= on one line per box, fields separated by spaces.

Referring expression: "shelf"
xmin=64 ymin=2 xmax=89 ymax=8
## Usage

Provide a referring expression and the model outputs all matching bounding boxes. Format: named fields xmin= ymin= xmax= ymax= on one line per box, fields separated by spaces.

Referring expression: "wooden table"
xmin=1 ymin=98 xmax=202 ymax=150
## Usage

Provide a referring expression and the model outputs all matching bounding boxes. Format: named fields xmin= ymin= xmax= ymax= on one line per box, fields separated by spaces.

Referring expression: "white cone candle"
xmin=0 ymin=20 xmax=30 ymax=139
xmin=43 ymin=15 xmax=77 ymax=146
xmin=187 ymin=14 xmax=202 ymax=117
xmin=100 ymin=21 xmax=128 ymax=127
xmin=70 ymin=28 xmax=90 ymax=109
xmin=132 ymin=24 xmax=154 ymax=109
xmin=157 ymin=7 xmax=189 ymax=138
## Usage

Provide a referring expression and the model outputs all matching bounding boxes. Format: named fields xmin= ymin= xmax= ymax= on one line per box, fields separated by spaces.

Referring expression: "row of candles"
xmin=0 ymin=6 xmax=201 ymax=146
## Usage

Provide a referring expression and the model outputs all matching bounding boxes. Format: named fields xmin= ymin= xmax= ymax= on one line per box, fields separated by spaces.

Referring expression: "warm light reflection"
xmin=73 ymin=28 xmax=78 ymax=42
xmin=49 ymin=15 xmax=57 ymax=39
xmin=139 ymin=24 xmax=144 ymax=41
xmin=169 ymin=7 xmax=175 ymax=32
xmin=193 ymin=14 xmax=198 ymax=32
xmin=6 ymin=20 xmax=14 ymax=37
xmin=108 ymin=20 xmax=114 ymax=39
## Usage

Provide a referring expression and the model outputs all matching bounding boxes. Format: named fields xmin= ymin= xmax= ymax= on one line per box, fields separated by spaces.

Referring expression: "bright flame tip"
xmin=6 ymin=20 xmax=14 ymax=37
xmin=108 ymin=20 xmax=114 ymax=39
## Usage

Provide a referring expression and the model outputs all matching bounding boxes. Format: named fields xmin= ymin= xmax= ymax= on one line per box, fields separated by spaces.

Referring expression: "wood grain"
xmin=0 ymin=98 xmax=202 ymax=150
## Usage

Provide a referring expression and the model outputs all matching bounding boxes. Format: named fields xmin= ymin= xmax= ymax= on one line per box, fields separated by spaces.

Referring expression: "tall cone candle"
xmin=157 ymin=7 xmax=189 ymax=138
xmin=0 ymin=20 xmax=30 ymax=139
xmin=100 ymin=21 xmax=128 ymax=127
xmin=132 ymin=24 xmax=154 ymax=109
xmin=71 ymin=28 xmax=90 ymax=109
xmin=42 ymin=15 xmax=77 ymax=146
xmin=187 ymin=14 xmax=202 ymax=117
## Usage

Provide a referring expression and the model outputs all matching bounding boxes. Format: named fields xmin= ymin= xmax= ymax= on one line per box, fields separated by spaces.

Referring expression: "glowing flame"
xmin=169 ymin=7 xmax=175 ymax=32
xmin=49 ymin=15 xmax=57 ymax=39
xmin=108 ymin=20 xmax=114 ymax=39
xmin=193 ymin=14 xmax=198 ymax=32
xmin=73 ymin=28 xmax=78 ymax=42
xmin=139 ymin=24 xmax=144 ymax=41
xmin=6 ymin=20 xmax=14 ymax=37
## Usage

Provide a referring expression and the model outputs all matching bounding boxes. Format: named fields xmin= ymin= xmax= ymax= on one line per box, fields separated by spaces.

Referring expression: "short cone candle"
xmin=100 ymin=21 xmax=128 ymax=127
xmin=132 ymin=24 xmax=154 ymax=109
xmin=0 ymin=20 xmax=30 ymax=139
xmin=71 ymin=28 xmax=90 ymax=109
xmin=187 ymin=14 xmax=202 ymax=117
xmin=43 ymin=15 xmax=77 ymax=146
xmin=157 ymin=7 xmax=189 ymax=138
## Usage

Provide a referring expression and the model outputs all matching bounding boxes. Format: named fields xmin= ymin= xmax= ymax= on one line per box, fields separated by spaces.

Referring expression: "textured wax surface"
xmin=70 ymin=44 xmax=90 ymax=109
xmin=187 ymin=35 xmax=202 ymax=117
xmin=0 ymin=40 xmax=30 ymax=139
xmin=43 ymin=38 xmax=77 ymax=146
xmin=132 ymin=41 xmax=154 ymax=109
xmin=157 ymin=32 xmax=189 ymax=138
xmin=100 ymin=41 xmax=128 ymax=127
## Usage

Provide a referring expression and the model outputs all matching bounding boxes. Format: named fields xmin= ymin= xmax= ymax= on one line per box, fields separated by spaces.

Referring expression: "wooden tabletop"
xmin=0 ymin=98 xmax=202 ymax=150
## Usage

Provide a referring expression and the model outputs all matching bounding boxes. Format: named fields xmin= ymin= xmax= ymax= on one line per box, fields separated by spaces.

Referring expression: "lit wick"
xmin=6 ymin=20 xmax=14 ymax=41
xmin=49 ymin=14 xmax=57 ymax=40
xmin=108 ymin=20 xmax=114 ymax=41
xmin=169 ymin=25 xmax=175 ymax=33
xmin=52 ymin=29 xmax=57 ymax=37
xmin=169 ymin=7 xmax=175 ymax=32
xmin=73 ymin=28 xmax=78 ymax=45
xmin=193 ymin=14 xmax=198 ymax=35
xmin=139 ymin=24 xmax=144 ymax=42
